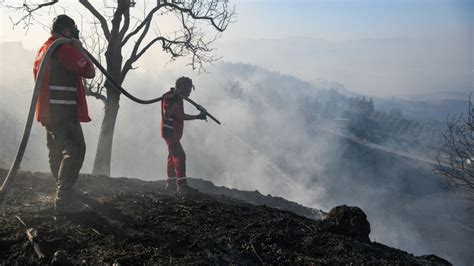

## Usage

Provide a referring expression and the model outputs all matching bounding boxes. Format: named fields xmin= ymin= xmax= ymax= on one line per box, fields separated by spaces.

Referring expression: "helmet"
xmin=175 ymin=77 xmax=194 ymax=91
xmin=51 ymin=15 xmax=79 ymax=38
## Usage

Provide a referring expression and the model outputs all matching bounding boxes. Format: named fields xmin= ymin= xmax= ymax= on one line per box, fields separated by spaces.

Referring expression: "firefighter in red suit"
xmin=33 ymin=15 xmax=95 ymax=214
xmin=161 ymin=77 xmax=206 ymax=193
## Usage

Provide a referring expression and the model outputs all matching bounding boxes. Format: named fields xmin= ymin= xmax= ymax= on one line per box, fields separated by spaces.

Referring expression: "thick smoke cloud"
xmin=216 ymin=37 xmax=472 ymax=98
xmin=1 ymin=43 xmax=472 ymax=265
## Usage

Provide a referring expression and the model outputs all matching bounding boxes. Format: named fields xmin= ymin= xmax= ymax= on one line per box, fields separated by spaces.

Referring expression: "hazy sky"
xmin=2 ymin=0 xmax=472 ymax=45
xmin=222 ymin=0 xmax=473 ymax=41
xmin=1 ymin=0 xmax=472 ymax=97
xmin=222 ymin=0 xmax=473 ymax=97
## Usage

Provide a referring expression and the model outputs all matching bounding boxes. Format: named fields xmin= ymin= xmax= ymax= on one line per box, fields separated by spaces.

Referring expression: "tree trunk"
xmin=91 ymin=12 xmax=124 ymax=176
xmin=92 ymin=88 xmax=120 ymax=176
xmin=91 ymin=0 xmax=136 ymax=176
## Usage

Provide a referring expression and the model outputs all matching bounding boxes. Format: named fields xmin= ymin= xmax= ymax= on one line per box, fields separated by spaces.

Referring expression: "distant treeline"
xmin=302 ymin=92 xmax=444 ymax=153
xmin=221 ymin=64 xmax=444 ymax=155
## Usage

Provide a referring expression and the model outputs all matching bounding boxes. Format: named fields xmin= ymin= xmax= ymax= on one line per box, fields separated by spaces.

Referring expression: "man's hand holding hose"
xmin=179 ymin=95 xmax=221 ymax=125
xmin=196 ymin=105 xmax=208 ymax=121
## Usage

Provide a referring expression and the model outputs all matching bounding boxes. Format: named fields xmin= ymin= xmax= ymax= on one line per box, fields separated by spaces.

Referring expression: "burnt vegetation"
xmin=436 ymin=97 xmax=474 ymax=205
xmin=0 ymin=169 xmax=450 ymax=264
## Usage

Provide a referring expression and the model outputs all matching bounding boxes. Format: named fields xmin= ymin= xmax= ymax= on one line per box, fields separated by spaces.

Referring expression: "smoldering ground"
xmin=0 ymin=45 xmax=473 ymax=265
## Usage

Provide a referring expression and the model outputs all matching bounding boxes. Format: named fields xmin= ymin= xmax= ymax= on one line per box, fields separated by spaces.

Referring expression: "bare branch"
xmin=161 ymin=1 xmax=233 ymax=32
xmin=3 ymin=0 xmax=59 ymax=29
xmin=82 ymin=20 xmax=108 ymax=103
xmin=79 ymin=0 xmax=111 ymax=40
xmin=121 ymin=0 xmax=231 ymax=76
xmin=131 ymin=14 xmax=153 ymax=55
xmin=436 ymin=94 xmax=474 ymax=203
xmin=119 ymin=4 xmax=131 ymax=40
xmin=20 ymin=0 xmax=58 ymax=13
xmin=85 ymin=81 xmax=107 ymax=103
xmin=121 ymin=5 xmax=162 ymax=46
xmin=121 ymin=19 xmax=154 ymax=79
xmin=108 ymin=0 xmax=131 ymax=49
xmin=122 ymin=0 xmax=235 ymax=47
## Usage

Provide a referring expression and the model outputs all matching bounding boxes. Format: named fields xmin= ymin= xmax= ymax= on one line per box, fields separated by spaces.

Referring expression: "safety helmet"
xmin=175 ymin=77 xmax=194 ymax=91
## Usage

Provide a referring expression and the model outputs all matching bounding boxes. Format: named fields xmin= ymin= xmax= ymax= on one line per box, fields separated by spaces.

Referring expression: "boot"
xmin=165 ymin=178 xmax=177 ymax=193
xmin=177 ymin=183 xmax=199 ymax=194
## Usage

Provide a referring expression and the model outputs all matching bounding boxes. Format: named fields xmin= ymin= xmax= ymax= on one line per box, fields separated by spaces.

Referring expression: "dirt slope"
xmin=0 ymin=169 xmax=450 ymax=264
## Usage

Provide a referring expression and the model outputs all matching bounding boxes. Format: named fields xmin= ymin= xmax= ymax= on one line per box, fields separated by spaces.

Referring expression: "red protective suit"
xmin=161 ymin=89 xmax=186 ymax=182
xmin=33 ymin=36 xmax=91 ymax=125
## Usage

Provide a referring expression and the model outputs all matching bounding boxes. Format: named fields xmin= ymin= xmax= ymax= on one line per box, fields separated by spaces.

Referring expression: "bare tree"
xmin=3 ymin=0 xmax=235 ymax=176
xmin=436 ymin=95 xmax=474 ymax=203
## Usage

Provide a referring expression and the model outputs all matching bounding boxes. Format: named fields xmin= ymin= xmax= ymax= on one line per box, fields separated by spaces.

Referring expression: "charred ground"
xmin=0 ymin=169 xmax=450 ymax=264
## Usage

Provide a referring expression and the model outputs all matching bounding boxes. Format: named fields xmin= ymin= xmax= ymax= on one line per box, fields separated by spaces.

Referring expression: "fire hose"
xmin=0 ymin=38 xmax=220 ymax=202
xmin=84 ymin=49 xmax=221 ymax=124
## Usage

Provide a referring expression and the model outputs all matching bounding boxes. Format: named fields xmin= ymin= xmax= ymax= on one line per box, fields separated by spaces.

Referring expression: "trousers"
xmin=45 ymin=121 xmax=85 ymax=207
xmin=165 ymin=138 xmax=186 ymax=185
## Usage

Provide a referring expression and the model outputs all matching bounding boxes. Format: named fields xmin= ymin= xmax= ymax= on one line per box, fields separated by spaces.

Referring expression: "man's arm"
xmin=71 ymin=39 xmax=95 ymax=78
xmin=56 ymin=40 xmax=95 ymax=79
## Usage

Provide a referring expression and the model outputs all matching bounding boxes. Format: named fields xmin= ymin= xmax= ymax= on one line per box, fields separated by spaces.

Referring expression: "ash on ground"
xmin=0 ymin=169 xmax=450 ymax=265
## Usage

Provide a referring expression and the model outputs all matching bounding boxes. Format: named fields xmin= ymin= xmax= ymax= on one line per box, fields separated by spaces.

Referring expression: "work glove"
xmin=196 ymin=111 xmax=207 ymax=120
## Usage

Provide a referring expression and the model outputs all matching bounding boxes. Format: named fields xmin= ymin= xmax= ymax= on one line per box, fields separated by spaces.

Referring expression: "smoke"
xmin=216 ymin=37 xmax=472 ymax=99
xmin=114 ymin=62 xmax=473 ymax=264
xmin=111 ymin=64 xmax=331 ymax=208
xmin=1 ymin=43 xmax=473 ymax=265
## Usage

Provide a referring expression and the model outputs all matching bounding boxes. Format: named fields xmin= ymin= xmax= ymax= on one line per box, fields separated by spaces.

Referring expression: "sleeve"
xmin=55 ymin=43 xmax=91 ymax=76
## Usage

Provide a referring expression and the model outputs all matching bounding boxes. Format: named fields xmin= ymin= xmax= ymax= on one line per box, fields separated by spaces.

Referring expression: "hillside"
xmin=0 ymin=42 xmax=470 ymax=264
xmin=0 ymin=169 xmax=450 ymax=264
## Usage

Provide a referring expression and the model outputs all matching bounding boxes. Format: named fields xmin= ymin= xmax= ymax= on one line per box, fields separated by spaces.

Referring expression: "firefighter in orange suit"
xmin=33 ymin=15 xmax=95 ymax=214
